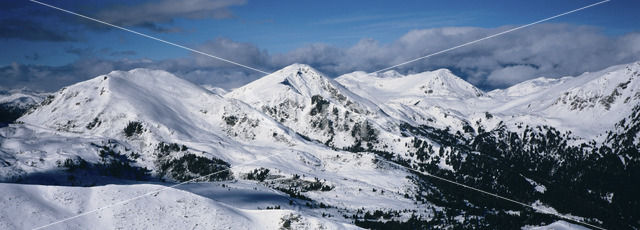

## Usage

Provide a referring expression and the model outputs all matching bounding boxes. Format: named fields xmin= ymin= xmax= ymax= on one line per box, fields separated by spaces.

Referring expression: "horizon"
xmin=6 ymin=59 xmax=639 ymax=94
xmin=2 ymin=1 xmax=640 ymax=91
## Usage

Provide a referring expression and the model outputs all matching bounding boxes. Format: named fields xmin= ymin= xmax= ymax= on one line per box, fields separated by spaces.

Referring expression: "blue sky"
xmin=224 ymin=0 xmax=638 ymax=50
xmin=2 ymin=0 xmax=640 ymax=91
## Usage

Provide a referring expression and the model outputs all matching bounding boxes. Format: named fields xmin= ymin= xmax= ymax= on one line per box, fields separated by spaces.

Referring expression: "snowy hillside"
xmin=1 ymin=62 xmax=640 ymax=229
xmin=0 ymin=182 xmax=357 ymax=230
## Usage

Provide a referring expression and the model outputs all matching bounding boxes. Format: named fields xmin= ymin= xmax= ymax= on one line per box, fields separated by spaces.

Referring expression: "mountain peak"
xmin=488 ymin=76 xmax=568 ymax=97
xmin=280 ymin=63 xmax=327 ymax=83
xmin=417 ymin=68 xmax=484 ymax=97
xmin=277 ymin=63 xmax=315 ymax=73
xmin=376 ymin=70 xmax=403 ymax=78
xmin=335 ymin=68 xmax=484 ymax=108
xmin=102 ymin=68 xmax=190 ymax=86
xmin=429 ymin=68 xmax=464 ymax=83
xmin=19 ymin=68 xmax=221 ymax=136
xmin=227 ymin=63 xmax=336 ymax=104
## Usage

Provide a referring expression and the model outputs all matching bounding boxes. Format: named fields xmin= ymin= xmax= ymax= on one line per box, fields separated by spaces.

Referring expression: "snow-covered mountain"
xmin=486 ymin=62 xmax=640 ymax=137
xmin=1 ymin=62 xmax=640 ymax=229
xmin=0 ymin=68 xmax=426 ymax=229
xmin=337 ymin=68 xmax=483 ymax=102
xmin=336 ymin=62 xmax=640 ymax=140
xmin=7 ymin=68 xmax=310 ymax=182
xmin=0 ymin=89 xmax=48 ymax=125
xmin=19 ymin=68 xmax=295 ymax=145
xmin=226 ymin=64 xmax=410 ymax=152
xmin=336 ymin=68 xmax=485 ymax=134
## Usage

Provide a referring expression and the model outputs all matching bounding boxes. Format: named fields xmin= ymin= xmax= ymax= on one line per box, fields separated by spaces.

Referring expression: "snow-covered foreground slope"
xmin=0 ymin=182 xmax=358 ymax=230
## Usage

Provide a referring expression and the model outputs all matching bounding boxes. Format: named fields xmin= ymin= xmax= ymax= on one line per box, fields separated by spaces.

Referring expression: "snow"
xmin=522 ymin=220 xmax=590 ymax=230
xmin=337 ymin=68 xmax=483 ymax=101
xmin=488 ymin=76 xmax=569 ymax=98
xmin=2 ymin=61 xmax=638 ymax=229
xmin=0 ymin=67 xmax=426 ymax=229
xmin=226 ymin=63 xmax=409 ymax=152
xmin=531 ymin=200 xmax=587 ymax=224
xmin=200 ymin=84 xmax=229 ymax=95
xmin=524 ymin=178 xmax=547 ymax=193
xmin=603 ymin=192 xmax=614 ymax=203
xmin=0 ymin=88 xmax=48 ymax=107
xmin=0 ymin=182 xmax=358 ymax=230
xmin=337 ymin=61 xmax=640 ymax=139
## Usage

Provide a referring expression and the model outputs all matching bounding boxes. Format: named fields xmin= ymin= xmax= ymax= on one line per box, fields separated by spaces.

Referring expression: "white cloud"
xmin=268 ymin=24 xmax=640 ymax=88
xmin=486 ymin=65 xmax=539 ymax=87
xmin=3 ymin=24 xmax=640 ymax=91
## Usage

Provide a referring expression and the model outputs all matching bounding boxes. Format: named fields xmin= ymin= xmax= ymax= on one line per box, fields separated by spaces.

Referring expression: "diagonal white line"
xmin=373 ymin=0 xmax=611 ymax=73
xmin=29 ymin=0 xmax=272 ymax=75
xmin=380 ymin=154 xmax=608 ymax=229
xmin=414 ymin=170 xmax=607 ymax=230
xmin=31 ymin=150 xmax=286 ymax=230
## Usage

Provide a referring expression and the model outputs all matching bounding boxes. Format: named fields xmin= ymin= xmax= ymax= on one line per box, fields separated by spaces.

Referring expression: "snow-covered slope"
xmin=523 ymin=220 xmax=590 ymax=230
xmin=2 ymin=62 xmax=640 ymax=229
xmin=4 ymin=69 xmax=313 ymax=183
xmin=336 ymin=69 xmax=486 ymax=133
xmin=201 ymin=84 xmax=229 ymax=95
xmin=486 ymin=62 xmax=640 ymax=137
xmin=337 ymin=68 xmax=483 ymax=103
xmin=487 ymin=77 xmax=570 ymax=98
xmin=7 ymin=68 xmax=423 ymax=190
xmin=226 ymin=64 xmax=473 ymax=176
xmin=1 ymin=68 xmax=434 ymax=229
xmin=337 ymin=62 xmax=640 ymax=139
xmin=0 ymin=182 xmax=357 ymax=230
xmin=226 ymin=64 xmax=408 ymax=151
xmin=19 ymin=68 xmax=293 ymax=145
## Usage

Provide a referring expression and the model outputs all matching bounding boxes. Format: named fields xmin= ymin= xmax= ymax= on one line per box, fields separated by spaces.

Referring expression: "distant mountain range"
xmin=0 ymin=88 xmax=48 ymax=126
xmin=1 ymin=62 xmax=639 ymax=229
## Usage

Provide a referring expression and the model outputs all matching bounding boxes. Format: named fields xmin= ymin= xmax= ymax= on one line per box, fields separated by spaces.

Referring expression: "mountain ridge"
xmin=1 ymin=61 xmax=640 ymax=229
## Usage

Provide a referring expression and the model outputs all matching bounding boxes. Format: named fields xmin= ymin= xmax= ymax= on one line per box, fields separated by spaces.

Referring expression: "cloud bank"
xmin=270 ymin=24 xmax=640 ymax=88
xmin=94 ymin=0 xmax=246 ymax=32
xmin=2 ymin=24 xmax=640 ymax=92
